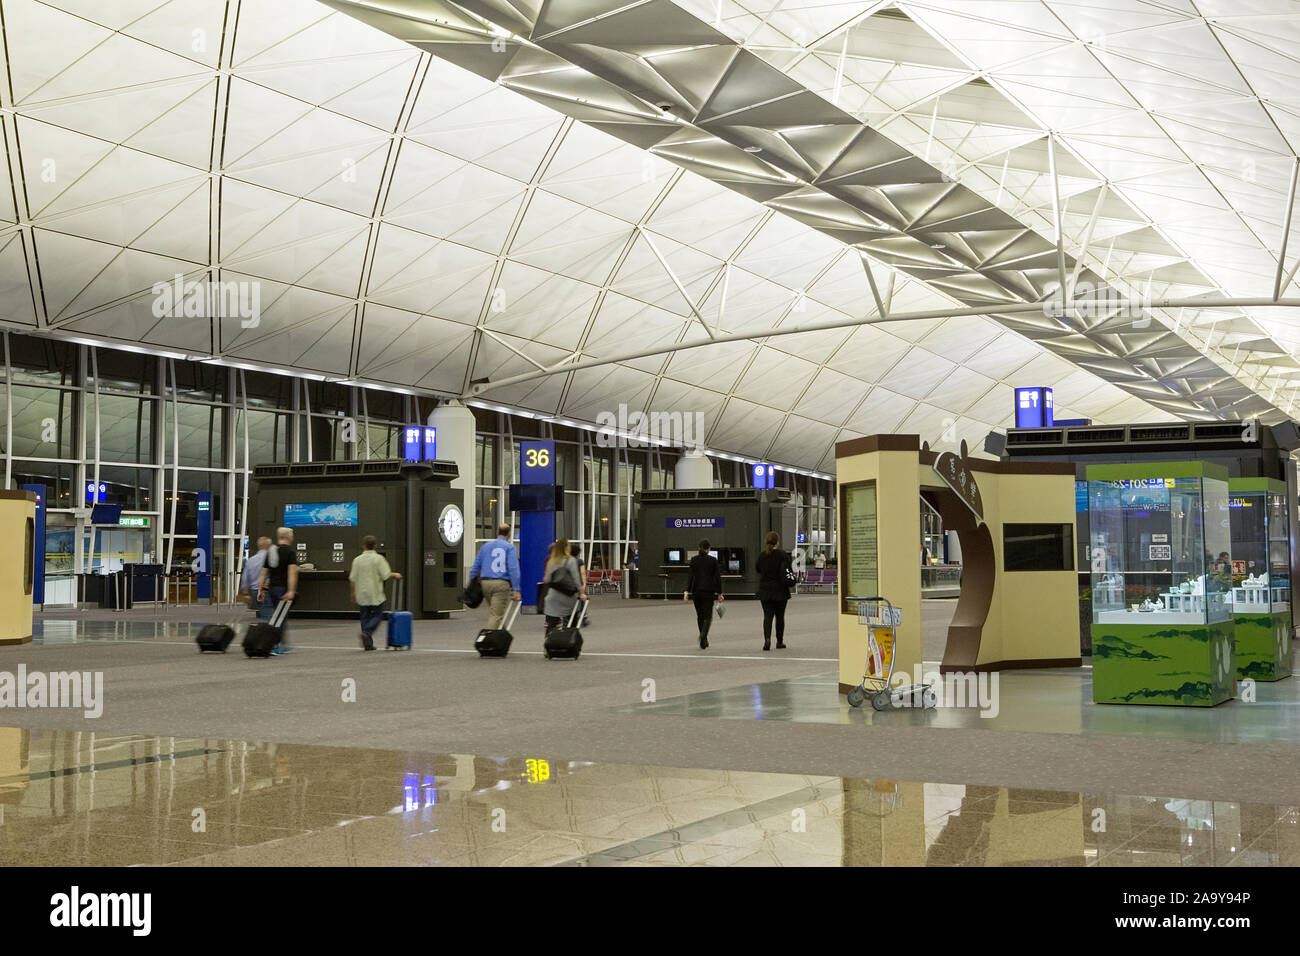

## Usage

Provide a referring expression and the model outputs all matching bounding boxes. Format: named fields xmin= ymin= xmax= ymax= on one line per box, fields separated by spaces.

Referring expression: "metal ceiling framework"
xmin=326 ymin=0 xmax=1300 ymax=426
xmin=4 ymin=0 xmax=1298 ymax=477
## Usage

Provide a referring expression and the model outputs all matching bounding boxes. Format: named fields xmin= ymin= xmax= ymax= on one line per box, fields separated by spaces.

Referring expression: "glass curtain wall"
xmin=2 ymin=331 xmax=837 ymax=602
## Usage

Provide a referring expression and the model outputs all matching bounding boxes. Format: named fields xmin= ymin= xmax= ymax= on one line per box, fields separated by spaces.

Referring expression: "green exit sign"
xmin=118 ymin=516 xmax=149 ymax=528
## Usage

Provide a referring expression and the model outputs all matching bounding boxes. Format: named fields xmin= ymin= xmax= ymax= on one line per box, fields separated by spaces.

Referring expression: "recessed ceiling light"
xmin=742 ymin=145 xmax=761 ymax=152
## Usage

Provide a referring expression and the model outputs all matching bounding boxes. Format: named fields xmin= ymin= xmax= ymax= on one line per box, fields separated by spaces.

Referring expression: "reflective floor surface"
xmin=1 ymin=728 xmax=1296 ymax=866
xmin=619 ymin=670 xmax=1300 ymax=746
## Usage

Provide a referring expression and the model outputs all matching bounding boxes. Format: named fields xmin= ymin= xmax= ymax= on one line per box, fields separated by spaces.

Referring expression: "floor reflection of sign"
xmin=1148 ymin=544 xmax=1172 ymax=560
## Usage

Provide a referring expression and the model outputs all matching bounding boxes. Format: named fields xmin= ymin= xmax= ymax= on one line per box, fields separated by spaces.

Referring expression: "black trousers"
xmin=761 ymin=599 xmax=787 ymax=643
xmin=692 ymin=594 xmax=716 ymax=638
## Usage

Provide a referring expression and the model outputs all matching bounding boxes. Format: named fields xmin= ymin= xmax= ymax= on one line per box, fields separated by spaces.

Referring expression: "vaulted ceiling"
xmin=3 ymin=0 xmax=1297 ymax=473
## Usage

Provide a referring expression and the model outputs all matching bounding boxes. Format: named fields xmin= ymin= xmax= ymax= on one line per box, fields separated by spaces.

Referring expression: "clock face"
xmin=438 ymin=504 xmax=464 ymax=546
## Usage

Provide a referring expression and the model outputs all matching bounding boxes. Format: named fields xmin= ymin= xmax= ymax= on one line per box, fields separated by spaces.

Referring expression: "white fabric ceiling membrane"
xmin=0 ymin=1 xmax=1279 ymax=476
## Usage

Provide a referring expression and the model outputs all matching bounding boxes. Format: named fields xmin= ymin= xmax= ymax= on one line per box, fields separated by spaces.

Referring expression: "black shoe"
xmin=762 ymin=642 xmax=771 ymax=651
xmin=699 ymin=633 xmax=708 ymax=649
xmin=776 ymin=642 xmax=786 ymax=649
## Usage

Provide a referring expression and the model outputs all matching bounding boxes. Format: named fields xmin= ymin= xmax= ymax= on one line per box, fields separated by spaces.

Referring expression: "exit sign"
xmin=118 ymin=516 xmax=149 ymax=528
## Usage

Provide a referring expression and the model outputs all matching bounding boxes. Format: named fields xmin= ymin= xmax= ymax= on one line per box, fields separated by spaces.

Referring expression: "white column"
xmin=674 ymin=450 xmax=712 ymax=489
xmin=428 ymin=400 xmax=477 ymax=580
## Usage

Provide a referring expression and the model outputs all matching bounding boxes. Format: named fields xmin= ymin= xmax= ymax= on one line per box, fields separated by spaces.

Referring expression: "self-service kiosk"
xmin=250 ymin=459 xmax=464 ymax=618
xmin=636 ymin=488 xmax=795 ymax=598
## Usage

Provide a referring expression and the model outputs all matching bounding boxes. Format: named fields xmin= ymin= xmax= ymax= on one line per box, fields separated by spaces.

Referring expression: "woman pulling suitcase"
xmin=543 ymin=538 xmax=587 ymax=633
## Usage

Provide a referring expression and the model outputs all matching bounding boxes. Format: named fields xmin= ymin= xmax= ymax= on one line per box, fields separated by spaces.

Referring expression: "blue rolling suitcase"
xmin=386 ymin=578 xmax=413 ymax=650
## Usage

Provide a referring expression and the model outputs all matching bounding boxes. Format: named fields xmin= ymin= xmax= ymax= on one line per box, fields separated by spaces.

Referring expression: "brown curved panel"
xmin=925 ymin=488 xmax=995 ymax=672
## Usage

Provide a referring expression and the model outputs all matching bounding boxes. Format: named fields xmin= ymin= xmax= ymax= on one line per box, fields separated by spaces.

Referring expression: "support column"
xmin=428 ymin=400 xmax=477 ymax=584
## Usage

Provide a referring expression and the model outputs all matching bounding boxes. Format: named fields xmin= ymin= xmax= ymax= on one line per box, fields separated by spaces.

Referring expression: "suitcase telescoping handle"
xmin=502 ymin=597 xmax=522 ymax=632
xmin=566 ymin=598 xmax=587 ymax=630
xmin=390 ymin=574 xmax=405 ymax=612
xmin=269 ymin=599 xmax=292 ymax=629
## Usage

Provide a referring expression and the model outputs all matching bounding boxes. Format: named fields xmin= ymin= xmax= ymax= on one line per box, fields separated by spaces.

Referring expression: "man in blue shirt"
xmin=239 ymin=537 xmax=271 ymax=610
xmin=469 ymin=523 xmax=521 ymax=628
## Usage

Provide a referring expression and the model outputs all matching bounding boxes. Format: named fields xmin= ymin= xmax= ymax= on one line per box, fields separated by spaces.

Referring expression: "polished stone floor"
xmin=621 ymin=670 xmax=1300 ymax=745
xmin=1 ymin=728 xmax=1294 ymax=866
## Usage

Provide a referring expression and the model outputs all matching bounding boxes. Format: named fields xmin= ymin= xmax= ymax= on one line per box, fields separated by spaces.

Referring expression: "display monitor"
xmin=284 ymin=502 xmax=358 ymax=527
xmin=665 ymin=548 xmax=683 ymax=564
xmin=1003 ymin=523 xmax=1073 ymax=572
xmin=90 ymin=504 xmax=122 ymax=525
xmin=508 ymin=483 xmax=565 ymax=512
xmin=727 ymin=555 xmax=741 ymax=573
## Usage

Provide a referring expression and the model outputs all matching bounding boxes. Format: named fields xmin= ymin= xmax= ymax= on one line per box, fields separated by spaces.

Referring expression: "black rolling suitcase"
xmin=543 ymin=600 xmax=586 ymax=660
xmin=196 ymin=623 xmax=236 ymax=653
xmin=475 ymin=599 xmax=520 ymax=658
xmin=244 ymin=599 xmax=290 ymax=658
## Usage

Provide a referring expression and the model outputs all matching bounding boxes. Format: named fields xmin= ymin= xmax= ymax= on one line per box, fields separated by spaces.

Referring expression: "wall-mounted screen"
xmin=665 ymin=548 xmax=683 ymax=564
xmin=1003 ymin=523 xmax=1074 ymax=572
xmin=90 ymin=504 xmax=122 ymax=525
xmin=508 ymin=484 xmax=565 ymax=512
xmin=284 ymin=502 xmax=359 ymax=527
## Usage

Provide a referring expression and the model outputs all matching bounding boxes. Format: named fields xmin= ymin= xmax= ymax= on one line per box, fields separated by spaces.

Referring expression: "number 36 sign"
xmin=520 ymin=440 xmax=554 ymax=482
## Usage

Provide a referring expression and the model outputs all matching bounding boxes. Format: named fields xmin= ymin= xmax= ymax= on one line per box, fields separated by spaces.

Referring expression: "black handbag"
xmin=547 ymin=564 xmax=579 ymax=597
xmin=460 ymin=576 xmax=484 ymax=608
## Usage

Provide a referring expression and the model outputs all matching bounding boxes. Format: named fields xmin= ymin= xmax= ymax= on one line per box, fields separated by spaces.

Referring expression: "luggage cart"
xmin=845 ymin=596 xmax=936 ymax=712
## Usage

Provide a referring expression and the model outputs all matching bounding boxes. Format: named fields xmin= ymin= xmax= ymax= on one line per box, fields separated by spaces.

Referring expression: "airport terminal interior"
xmin=4 ymin=0 xmax=1300 ymax=870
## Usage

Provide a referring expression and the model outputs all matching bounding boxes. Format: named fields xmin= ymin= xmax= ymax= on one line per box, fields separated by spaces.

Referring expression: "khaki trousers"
xmin=481 ymin=578 xmax=513 ymax=629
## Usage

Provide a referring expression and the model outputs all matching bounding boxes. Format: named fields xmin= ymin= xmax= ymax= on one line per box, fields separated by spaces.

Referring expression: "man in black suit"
xmin=684 ymin=539 xmax=723 ymax=649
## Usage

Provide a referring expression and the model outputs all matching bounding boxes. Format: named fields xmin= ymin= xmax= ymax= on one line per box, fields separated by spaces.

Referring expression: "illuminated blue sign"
xmin=403 ymin=425 xmax=437 ymax=463
xmin=84 ymin=481 xmax=106 ymax=504
xmin=752 ymin=463 xmax=775 ymax=489
xmin=1014 ymin=387 xmax=1054 ymax=429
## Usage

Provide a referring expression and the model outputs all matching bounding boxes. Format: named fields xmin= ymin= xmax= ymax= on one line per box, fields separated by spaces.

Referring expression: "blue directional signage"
xmin=519 ymin=440 xmax=556 ymax=610
xmin=752 ymin=463 xmax=775 ymax=489
xmin=196 ymin=492 xmax=212 ymax=600
xmin=85 ymin=481 xmax=106 ymax=504
xmin=402 ymin=425 xmax=437 ymax=462
xmin=1014 ymin=387 xmax=1054 ymax=429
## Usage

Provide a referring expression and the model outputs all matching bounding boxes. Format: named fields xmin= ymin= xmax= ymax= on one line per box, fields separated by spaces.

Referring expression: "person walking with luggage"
xmin=257 ymin=527 xmax=299 ymax=655
xmin=570 ymin=542 xmax=591 ymax=627
xmin=239 ymin=536 xmax=271 ymax=610
xmin=469 ymin=523 xmax=521 ymax=630
xmin=684 ymin=539 xmax=723 ymax=649
xmin=349 ymin=536 xmax=401 ymax=652
xmin=755 ymin=531 xmax=793 ymax=651
xmin=543 ymin=538 xmax=586 ymax=633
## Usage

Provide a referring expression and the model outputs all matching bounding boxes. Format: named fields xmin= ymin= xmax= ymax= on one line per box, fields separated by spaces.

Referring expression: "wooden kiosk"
xmin=836 ymin=436 xmax=1080 ymax=693
xmin=0 ymin=490 xmax=37 ymax=646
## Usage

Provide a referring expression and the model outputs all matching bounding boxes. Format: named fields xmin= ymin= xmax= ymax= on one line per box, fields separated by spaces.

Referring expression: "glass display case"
xmin=1086 ymin=462 xmax=1235 ymax=706
xmin=1227 ymin=478 xmax=1292 ymax=681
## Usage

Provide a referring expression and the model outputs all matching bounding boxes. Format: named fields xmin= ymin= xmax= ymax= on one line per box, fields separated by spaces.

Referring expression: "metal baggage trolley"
xmin=845 ymin=596 xmax=936 ymax=711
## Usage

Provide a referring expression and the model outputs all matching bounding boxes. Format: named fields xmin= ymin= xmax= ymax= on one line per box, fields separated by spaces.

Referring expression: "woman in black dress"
xmin=684 ymin=539 xmax=723 ymax=649
xmin=755 ymin=531 xmax=792 ymax=651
